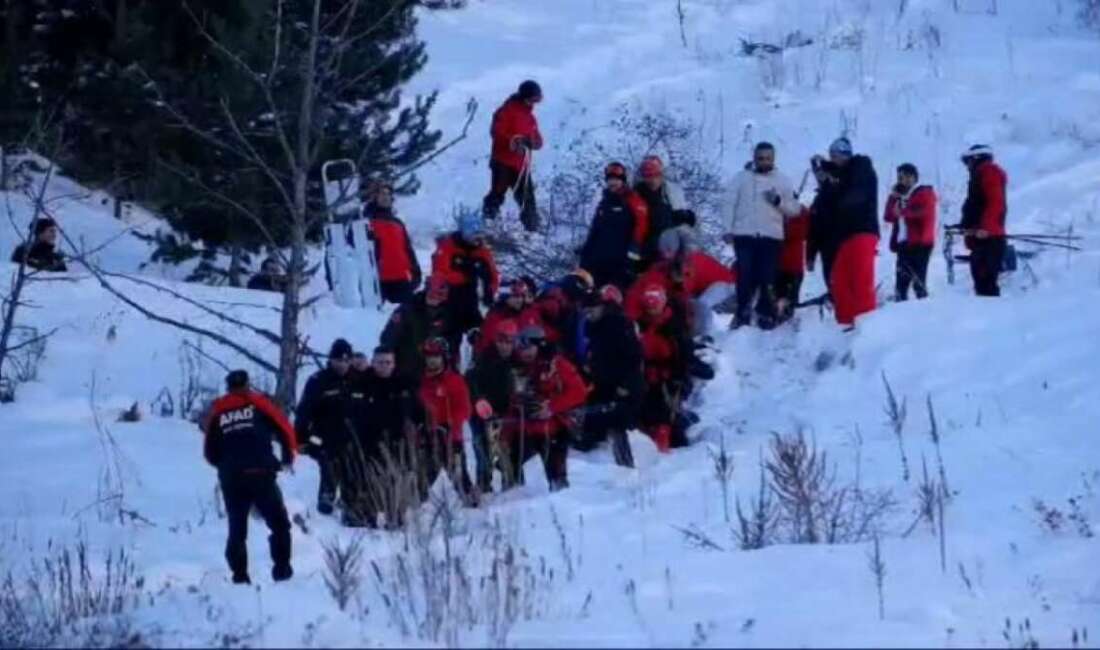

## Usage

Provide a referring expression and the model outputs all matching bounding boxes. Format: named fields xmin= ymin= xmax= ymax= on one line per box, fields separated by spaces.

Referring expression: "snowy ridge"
xmin=2 ymin=0 xmax=1100 ymax=647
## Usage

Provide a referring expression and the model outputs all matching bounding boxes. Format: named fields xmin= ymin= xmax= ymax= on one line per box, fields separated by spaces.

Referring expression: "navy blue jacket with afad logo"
xmin=203 ymin=390 xmax=298 ymax=474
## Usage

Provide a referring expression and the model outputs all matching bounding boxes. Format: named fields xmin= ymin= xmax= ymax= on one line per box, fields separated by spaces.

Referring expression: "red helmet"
xmin=426 ymin=274 xmax=449 ymax=301
xmin=642 ymin=285 xmax=668 ymax=312
xmin=599 ymin=284 xmax=623 ymax=306
xmin=422 ymin=336 xmax=450 ymax=358
xmin=496 ymin=319 xmax=519 ymax=340
xmin=604 ymin=162 xmax=628 ymax=183
xmin=639 ymin=156 xmax=663 ymax=179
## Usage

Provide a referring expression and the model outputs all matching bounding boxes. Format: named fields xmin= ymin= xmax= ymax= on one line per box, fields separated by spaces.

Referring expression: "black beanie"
xmin=329 ymin=338 xmax=353 ymax=360
xmin=225 ymin=369 xmax=249 ymax=391
xmin=518 ymin=80 xmax=542 ymax=101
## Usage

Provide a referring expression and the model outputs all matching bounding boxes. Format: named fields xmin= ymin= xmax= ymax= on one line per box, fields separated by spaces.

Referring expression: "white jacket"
xmin=722 ymin=168 xmax=801 ymax=240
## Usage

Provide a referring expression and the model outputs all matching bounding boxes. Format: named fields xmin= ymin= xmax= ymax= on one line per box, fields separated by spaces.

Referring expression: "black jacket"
xmin=204 ymin=390 xmax=296 ymax=474
xmin=294 ymin=367 xmax=363 ymax=451
xmin=247 ymin=273 xmax=281 ymax=292
xmin=11 ymin=242 xmax=66 ymax=272
xmin=580 ymin=190 xmax=641 ymax=277
xmin=465 ymin=346 xmax=517 ymax=416
xmin=379 ymin=293 xmax=463 ymax=385
xmin=634 ymin=183 xmax=695 ymax=263
xmin=356 ymin=369 xmax=417 ymax=452
xmin=807 ymin=155 xmax=879 ymax=268
xmin=585 ymin=305 xmax=644 ymax=401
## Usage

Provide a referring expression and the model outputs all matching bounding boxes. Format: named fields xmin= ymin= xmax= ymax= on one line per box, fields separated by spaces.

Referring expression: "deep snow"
xmin=2 ymin=0 xmax=1100 ymax=647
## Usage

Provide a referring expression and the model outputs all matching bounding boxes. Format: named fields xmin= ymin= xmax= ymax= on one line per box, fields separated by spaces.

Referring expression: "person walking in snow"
xmin=363 ymin=179 xmax=422 ymax=305
xmin=294 ymin=339 xmax=365 ymax=517
xmin=811 ymin=137 xmax=880 ymax=329
xmin=431 ymin=211 xmax=500 ymax=339
xmin=498 ymin=325 xmax=586 ymax=491
xmin=380 ymin=274 xmax=464 ymax=386
xmin=633 ymin=155 xmax=695 ymax=268
xmin=483 ymin=80 xmax=543 ymax=232
xmin=956 ymin=145 xmax=1008 ymax=297
xmin=722 ymin=142 xmax=803 ymax=329
xmin=578 ymin=162 xmax=650 ymax=291
xmin=416 ymin=336 xmax=474 ymax=499
xmin=202 ymin=370 xmax=296 ymax=584
xmin=884 ymin=163 xmax=938 ymax=301
xmin=466 ymin=319 xmax=520 ymax=492
xmin=12 ymin=217 xmax=67 ymax=272
xmin=578 ymin=285 xmax=644 ymax=466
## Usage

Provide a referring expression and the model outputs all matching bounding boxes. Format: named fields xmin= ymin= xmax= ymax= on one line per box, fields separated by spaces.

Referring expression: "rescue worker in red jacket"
xmin=476 ymin=278 xmax=542 ymax=355
xmin=202 ymin=370 xmax=296 ymax=585
xmin=417 ymin=336 xmax=474 ymax=498
xmin=624 ymin=227 xmax=736 ymax=335
xmin=884 ymin=163 xmax=938 ymax=301
xmin=431 ymin=210 xmax=500 ymax=338
xmin=636 ymin=285 xmax=691 ymax=453
xmin=363 ymin=179 xmax=421 ymax=304
xmin=579 ymin=162 xmax=650 ymax=291
xmin=497 ymin=325 xmax=586 ymax=491
xmin=957 ymin=145 xmax=1008 ymax=297
xmin=483 ymin=80 xmax=543 ymax=232
xmin=775 ymin=205 xmax=810 ymax=321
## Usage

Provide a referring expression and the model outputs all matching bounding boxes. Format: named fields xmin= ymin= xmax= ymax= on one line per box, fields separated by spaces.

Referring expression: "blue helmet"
xmin=458 ymin=210 xmax=484 ymax=241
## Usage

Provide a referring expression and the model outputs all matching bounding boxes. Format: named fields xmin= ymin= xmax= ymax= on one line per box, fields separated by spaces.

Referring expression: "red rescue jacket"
xmin=419 ymin=369 xmax=472 ymax=444
xmin=779 ymin=207 xmax=810 ymax=274
xmin=203 ymin=390 xmax=297 ymax=473
xmin=490 ymin=96 xmax=543 ymax=172
xmin=638 ymin=307 xmax=681 ymax=385
xmin=503 ymin=355 xmax=587 ymax=439
xmin=366 ymin=205 xmax=421 ymax=283
xmin=961 ymin=160 xmax=1007 ymax=239
xmin=884 ymin=185 xmax=937 ymax=247
xmin=431 ymin=234 xmax=500 ymax=295
xmin=477 ymin=302 xmax=543 ymax=354
xmin=624 ymin=252 xmax=735 ymax=321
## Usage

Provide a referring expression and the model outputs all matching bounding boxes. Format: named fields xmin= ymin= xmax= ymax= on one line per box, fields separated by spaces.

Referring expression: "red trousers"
xmin=830 ymin=234 xmax=878 ymax=326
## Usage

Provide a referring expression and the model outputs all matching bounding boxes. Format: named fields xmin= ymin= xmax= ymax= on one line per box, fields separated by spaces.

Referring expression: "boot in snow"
xmin=232 ymin=572 xmax=251 ymax=585
xmin=272 ymin=564 xmax=294 ymax=582
xmin=609 ymin=429 xmax=635 ymax=468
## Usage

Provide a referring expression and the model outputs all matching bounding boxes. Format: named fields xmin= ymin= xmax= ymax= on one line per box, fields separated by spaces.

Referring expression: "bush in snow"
xmin=0 ymin=539 xmax=148 ymax=648
xmin=322 ymin=533 xmax=367 ymax=612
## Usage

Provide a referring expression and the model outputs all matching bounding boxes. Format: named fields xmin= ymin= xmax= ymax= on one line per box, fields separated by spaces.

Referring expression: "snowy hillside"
xmin=2 ymin=0 xmax=1100 ymax=647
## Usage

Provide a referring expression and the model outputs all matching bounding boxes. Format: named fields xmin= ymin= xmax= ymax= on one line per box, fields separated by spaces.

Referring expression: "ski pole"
xmin=1008 ymin=236 xmax=1081 ymax=251
xmin=1006 ymin=233 xmax=1083 ymax=240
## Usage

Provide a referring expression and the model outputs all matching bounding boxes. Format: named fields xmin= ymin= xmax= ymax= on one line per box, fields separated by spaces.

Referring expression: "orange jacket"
xmin=431 ymin=234 xmax=500 ymax=295
xmin=624 ymin=252 xmax=735 ymax=320
xmin=419 ymin=369 xmax=472 ymax=444
xmin=490 ymin=96 xmax=543 ymax=171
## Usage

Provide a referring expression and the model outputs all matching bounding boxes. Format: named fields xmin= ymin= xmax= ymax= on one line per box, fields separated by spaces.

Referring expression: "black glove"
xmin=672 ymin=209 xmax=697 ymax=227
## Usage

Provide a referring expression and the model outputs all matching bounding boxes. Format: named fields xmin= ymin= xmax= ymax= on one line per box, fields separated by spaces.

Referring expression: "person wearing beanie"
xmin=430 ymin=211 xmax=500 ymax=341
xmin=808 ymin=136 xmax=880 ymax=328
xmin=578 ymin=161 xmax=651 ymax=291
xmin=12 ymin=217 xmax=67 ymax=272
xmin=885 ymin=163 xmax=938 ymax=301
xmin=578 ymin=284 xmax=644 ymax=466
xmin=361 ymin=179 xmax=421 ymax=305
xmin=633 ymin=155 xmax=694 ymax=267
xmin=201 ymin=369 xmax=297 ymax=584
xmin=957 ymin=144 xmax=1008 ymax=296
xmin=483 ymin=79 xmax=544 ymax=232
xmin=294 ymin=338 xmax=368 ymax=517
xmin=379 ymin=274 xmax=464 ymax=386
xmin=721 ymin=142 xmax=802 ymax=330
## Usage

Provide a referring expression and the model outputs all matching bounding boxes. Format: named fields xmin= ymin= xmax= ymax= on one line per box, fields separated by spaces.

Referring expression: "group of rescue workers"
xmin=190 ymin=79 xmax=1010 ymax=584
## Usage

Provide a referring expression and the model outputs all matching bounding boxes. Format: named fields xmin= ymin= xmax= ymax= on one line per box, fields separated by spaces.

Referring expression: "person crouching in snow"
xmin=633 ymin=155 xmax=695 ymax=269
xmin=417 ymin=336 xmax=474 ymax=500
xmin=363 ymin=179 xmax=422 ymax=305
xmin=202 ymin=370 xmax=296 ymax=585
xmin=431 ymin=210 xmax=500 ymax=340
xmin=499 ymin=326 xmax=586 ymax=491
xmin=579 ymin=162 xmax=650 ymax=291
xmin=636 ymin=285 xmax=691 ymax=453
xmin=12 ymin=217 xmax=67 ymax=272
xmin=884 ymin=163 xmax=937 ymax=301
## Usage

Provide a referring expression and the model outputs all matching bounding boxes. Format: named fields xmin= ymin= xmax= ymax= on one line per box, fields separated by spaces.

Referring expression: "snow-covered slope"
xmin=2 ymin=0 xmax=1100 ymax=647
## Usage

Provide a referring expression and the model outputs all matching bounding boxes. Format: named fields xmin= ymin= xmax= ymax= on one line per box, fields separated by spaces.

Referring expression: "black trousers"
xmin=733 ymin=236 xmax=782 ymax=326
xmin=220 ymin=471 xmax=291 ymax=578
xmin=774 ymin=271 xmax=803 ymax=321
xmin=969 ymin=237 xmax=1006 ymax=297
xmin=483 ymin=160 xmax=538 ymax=231
xmin=381 ymin=280 xmax=417 ymax=305
xmin=895 ymin=243 xmax=933 ymax=300
xmin=449 ymin=282 xmax=485 ymax=336
xmin=509 ymin=433 xmax=569 ymax=488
